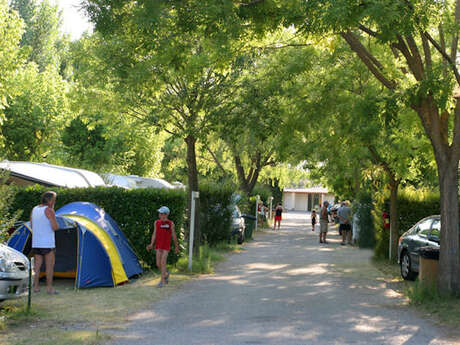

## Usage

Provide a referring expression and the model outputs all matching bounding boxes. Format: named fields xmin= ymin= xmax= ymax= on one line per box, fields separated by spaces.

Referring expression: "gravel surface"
xmin=108 ymin=212 xmax=458 ymax=345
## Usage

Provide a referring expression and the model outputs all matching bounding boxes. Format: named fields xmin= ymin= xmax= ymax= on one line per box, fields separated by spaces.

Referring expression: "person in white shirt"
xmin=30 ymin=191 xmax=59 ymax=294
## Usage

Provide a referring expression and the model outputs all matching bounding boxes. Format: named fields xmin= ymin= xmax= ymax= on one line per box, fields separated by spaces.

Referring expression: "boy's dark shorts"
xmin=339 ymin=224 xmax=352 ymax=232
xmin=32 ymin=248 xmax=55 ymax=255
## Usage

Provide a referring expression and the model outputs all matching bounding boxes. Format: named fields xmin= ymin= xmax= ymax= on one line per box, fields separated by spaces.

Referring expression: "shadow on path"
xmin=108 ymin=211 xmax=457 ymax=345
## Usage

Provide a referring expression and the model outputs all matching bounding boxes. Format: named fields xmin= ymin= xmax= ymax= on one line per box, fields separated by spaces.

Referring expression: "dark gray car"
xmin=398 ymin=215 xmax=440 ymax=280
xmin=231 ymin=206 xmax=245 ymax=244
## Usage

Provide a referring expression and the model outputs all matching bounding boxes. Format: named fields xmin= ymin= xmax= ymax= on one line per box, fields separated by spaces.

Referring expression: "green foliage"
xmin=407 ymin=280 xmax=442 ymax=305
xmin=0 ymin=174 xmax=21 ymax=242
xmin=12 ymin=0 xmax=65 ymax=71
xmin=199 ymin=182 xmax=234 ymax=246
xmin=1 ymin=64 xmax=70 ymax=161
xmin=9 ymin=186 xmax=187 ymax=266
xmin=374 ymin=189 xmax=447 ymax=259
xmin=396 ymin=189 xmax=442 ymax=233
xmin=61 ymin=117 xmax=112 ymax=170
xmin=0 ymin=0 xmax=25 ymax=112
xmin=355 ymin=191 xmax=376 ymax=249
xmin=175 ymin=241 xmax=238 ymax=274
xmin=237 ymin=183 xmax=273 ymax=215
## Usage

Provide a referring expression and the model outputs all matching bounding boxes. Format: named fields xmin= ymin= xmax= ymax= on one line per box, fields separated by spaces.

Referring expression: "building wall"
xmin=294 ymin=193 xmax=308 ymax=211
xmin=283 ymin=192 xmax=295 ymax=210
xmin=283 ymin=191 xmax=335 ymax=211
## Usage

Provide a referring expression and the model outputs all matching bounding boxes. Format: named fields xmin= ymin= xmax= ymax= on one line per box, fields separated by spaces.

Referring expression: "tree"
xmin=215 ymin=37 xmax=316 ymax=195
xmin=0 ymin=0 xmax=24 ymax=114
xmin=11 ymin=0 xmax=64 ymax=71
xmin=82 ymin=1 xmax=247 ymax=254
xmin=1 ymin=64 xmax=70 ymax=161
xmin=240 ymin=0 xmax=460 ymax=295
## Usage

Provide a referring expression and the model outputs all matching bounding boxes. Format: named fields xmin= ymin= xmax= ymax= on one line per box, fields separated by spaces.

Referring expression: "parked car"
xmin=0 ymin=243 xmax=31 ymax=302
xmin=398 ymin=215 xmax=440 ymax=281
xmin=231 ymin=206 xmax=245 ymax=244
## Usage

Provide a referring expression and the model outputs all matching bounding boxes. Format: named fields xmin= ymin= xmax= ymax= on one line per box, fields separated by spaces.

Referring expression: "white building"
xmin=283 ymin=186 xmax=335 ymax=212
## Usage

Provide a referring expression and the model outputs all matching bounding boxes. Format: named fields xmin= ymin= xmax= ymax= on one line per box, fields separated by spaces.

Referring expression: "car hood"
xmin=0 ymin=243 xmax=29 ymax=266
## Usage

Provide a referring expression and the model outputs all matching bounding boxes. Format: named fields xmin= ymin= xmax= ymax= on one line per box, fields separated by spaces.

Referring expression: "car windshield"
xmin=417 ymin=218 xmax=433 ymax=237
xmin=431 ymin=219 xmax=440 ymax=239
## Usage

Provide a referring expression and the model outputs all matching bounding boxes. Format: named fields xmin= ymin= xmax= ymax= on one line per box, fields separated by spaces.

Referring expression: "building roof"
xmin=283 ymin=186 xmax=330 ymax=194
xmin=103 ymin=173 xmax=177 ymax=190
xmin=0 ymin=161 xmax=105 ymax=188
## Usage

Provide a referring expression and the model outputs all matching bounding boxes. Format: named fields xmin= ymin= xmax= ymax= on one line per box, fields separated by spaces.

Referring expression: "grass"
xmin=0 ymin=272 xmax=191 ymax=345
xmin=174 ymin=241 xmax=243 ymax=274
xmin=0 ymin=240 xmax=244 ymax=345
xmin=372 ymin=257 xmax=460 ymax=330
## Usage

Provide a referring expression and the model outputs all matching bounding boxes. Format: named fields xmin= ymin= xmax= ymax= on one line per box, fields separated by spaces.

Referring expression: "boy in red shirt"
xmin=146 ymin=206 xmax=179 ymax=288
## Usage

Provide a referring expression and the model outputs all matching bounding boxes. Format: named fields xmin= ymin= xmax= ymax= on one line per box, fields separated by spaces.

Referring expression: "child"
xmin=273 ymin=203 xmax=283 ymax=231
xmin=311 ymin=210 xmax=317 ymax=232
xmin=146 ymin=206 xmax=179 ymax=288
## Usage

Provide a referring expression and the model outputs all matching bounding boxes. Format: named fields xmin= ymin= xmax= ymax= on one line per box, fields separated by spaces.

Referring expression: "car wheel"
xmin=237 ymin=233 xmax=244 ymax=244
xmin=400 ymin=251 xmax=417 ymax=281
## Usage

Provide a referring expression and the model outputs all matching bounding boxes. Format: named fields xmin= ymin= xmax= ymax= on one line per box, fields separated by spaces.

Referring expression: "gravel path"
xmin=109 ymin=212 xmax=458 ymax=345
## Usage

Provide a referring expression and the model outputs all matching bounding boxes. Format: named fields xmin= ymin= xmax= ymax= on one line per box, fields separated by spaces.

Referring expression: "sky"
xmin=53 ymin=0 xmax=93 ymax=40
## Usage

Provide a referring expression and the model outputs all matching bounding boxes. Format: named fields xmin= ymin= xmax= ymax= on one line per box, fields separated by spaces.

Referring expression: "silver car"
xmin=0 ymin=243 xmax=30 ymax=301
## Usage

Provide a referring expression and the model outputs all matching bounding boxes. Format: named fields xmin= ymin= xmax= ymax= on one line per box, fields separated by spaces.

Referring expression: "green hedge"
xmin=9 ymin=186 xmax=187 ymax=267
xmin=374 ymin=189 xmax=452 ymax=259
xmin=355 ymin=191 xmax=376 ymax=249
xmin=237 ymin=184 xmax=273 ymax=215
xmin=199 ymin=182 xmax=234 ymax=246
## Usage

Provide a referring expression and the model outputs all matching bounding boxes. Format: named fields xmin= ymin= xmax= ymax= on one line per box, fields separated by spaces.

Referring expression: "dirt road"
xmin=109 ymin=212 xmax=457 ymax=345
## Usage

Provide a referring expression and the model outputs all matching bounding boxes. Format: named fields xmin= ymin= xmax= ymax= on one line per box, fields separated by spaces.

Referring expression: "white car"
xmin=0 ymin=243 xmax=30 ymax=301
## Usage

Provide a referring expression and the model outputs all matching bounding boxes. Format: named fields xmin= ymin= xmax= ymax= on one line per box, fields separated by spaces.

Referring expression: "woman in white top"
xmin=30 ymin=191 xmax=59 ymax=294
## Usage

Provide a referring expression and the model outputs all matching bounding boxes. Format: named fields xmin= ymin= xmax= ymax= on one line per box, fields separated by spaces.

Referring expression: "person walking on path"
xmin=311 ymin=210 xmax=317 ymax=232
xmin=146 ymin=206 xmax=179 ymax=288
xmin=338 ymin=201 xmax=353 ymax=245
xmin=273 ymin=203 xmax=283 ymax=231
xmin=319 ymin=201 xmax=329 ymax=243
xmin=259 ymin=203 xmax=266 ymax=229
xmin=31 ymin=191 xmax=59 ymax=295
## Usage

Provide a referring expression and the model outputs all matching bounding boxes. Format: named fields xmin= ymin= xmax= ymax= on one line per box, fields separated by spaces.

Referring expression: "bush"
xmin=238 ymin=184 xmax=273 ymax=215
xmin=198 ymin=182 xmax=234 ymax=246
xmin=9 ymin=185 xmax=187 ymax=267
xmin=373 ymin=188 xmax=451 ymax=259
xmin=355 ymin=191 xmax=376 ymax=248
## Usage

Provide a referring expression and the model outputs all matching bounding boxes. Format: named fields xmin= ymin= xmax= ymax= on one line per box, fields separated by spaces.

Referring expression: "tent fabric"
xmin=7 ymin=203 xmax=142 ymax=288
xmin=56 ymin=202 xmax=143 ymax=279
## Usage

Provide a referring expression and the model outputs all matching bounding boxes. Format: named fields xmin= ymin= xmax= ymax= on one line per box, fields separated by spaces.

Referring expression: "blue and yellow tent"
xmin=8 ymin=202 xmax=143 ymax=288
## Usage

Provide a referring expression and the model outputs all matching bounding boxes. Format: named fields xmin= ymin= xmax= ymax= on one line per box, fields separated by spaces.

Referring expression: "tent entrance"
xmin=23 ymin=227 xmax=79 ymax=279
xmin=52 ymin=227 xmax=78 ymax=278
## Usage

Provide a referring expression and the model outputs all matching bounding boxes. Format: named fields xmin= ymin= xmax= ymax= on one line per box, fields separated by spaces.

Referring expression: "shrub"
xmin=198 ymin=182 xmax=234 ymax=246
xmin=238 ymin=184 xmax=273 ymax=215
xmin=373 ymin=188 xmax=453 ymax=259
xmin=9 ymin=186 xmax=187 ymax=267
xmin=355 ymin=191 xmax=376 ymax=248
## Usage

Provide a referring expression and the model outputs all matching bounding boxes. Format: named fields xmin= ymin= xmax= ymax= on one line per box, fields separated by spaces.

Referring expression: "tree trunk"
xmin=389 ymin=178 xmax=400 ymax=263
xmin=437 ymin=157 xmax=460 ymax=295
xmin=185 ymin=135 xmax=200 ymax=257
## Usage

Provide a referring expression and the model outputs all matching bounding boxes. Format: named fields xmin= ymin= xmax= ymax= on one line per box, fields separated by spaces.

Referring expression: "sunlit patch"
xmin=384 ymin=288 xmax=402 ymax=298
xmin=246 ymin=263 xmax=289 ymax=270
xmin=313 ymin=280 xmax=332 ymax=287
xmin=192 ymin=319 xmax=226 ymax=327
xmin=285 ymin=264 xmax=329 ymax=276
xmin=207 ymin=275 xmax=244 ymax=281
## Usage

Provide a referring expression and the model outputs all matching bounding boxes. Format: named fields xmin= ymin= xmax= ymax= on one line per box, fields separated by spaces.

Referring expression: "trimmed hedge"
xmin=199 ymin=182 xmax=234 ymax=246
xmin=355 ymin=191 xmax=376 ymax=249
xmin=9 ymin=185 xmax=187 ymax=267
xmin=374 ymin=189 xmax=454 ymax=259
